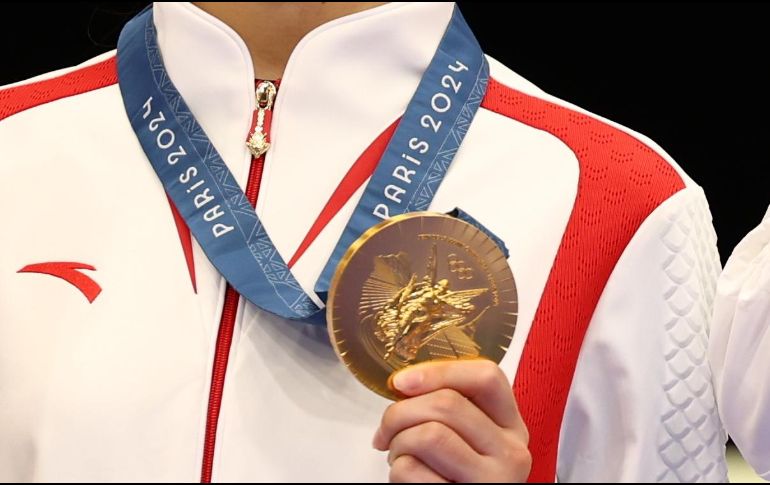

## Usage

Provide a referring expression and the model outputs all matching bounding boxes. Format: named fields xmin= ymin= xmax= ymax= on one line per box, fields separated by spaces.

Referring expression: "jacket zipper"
xmin=201 ymin=80 xmax=278 ymax=483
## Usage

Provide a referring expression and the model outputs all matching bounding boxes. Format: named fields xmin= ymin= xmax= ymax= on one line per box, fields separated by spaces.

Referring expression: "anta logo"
xmin=18 ymin=262 xmax=102 ymax=303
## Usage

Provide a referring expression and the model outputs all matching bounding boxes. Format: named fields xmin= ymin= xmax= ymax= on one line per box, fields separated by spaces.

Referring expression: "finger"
xmin=389 ymin=455 xmax=449 ymax=483
xmin=390 ymin=359 xmax=520 ymax=429
xmin=387 ymin=421 xmax=481 ymax=483
xmin=374 ymin=388 xmax=502 ymax=455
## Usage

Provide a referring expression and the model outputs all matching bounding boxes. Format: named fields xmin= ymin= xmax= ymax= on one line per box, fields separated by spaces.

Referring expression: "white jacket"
xmin=0 ymin=2 xmax=727 ymax=482
xmin=710 ymin=207 xmax=770 ymax=481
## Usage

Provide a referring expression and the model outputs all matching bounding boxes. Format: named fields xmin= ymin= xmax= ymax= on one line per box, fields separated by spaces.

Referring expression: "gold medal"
xmin=327 ymin=212 xmax=518 ymax=400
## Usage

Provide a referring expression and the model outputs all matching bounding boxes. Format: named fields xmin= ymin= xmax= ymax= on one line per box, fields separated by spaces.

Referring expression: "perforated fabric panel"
xmin=481 ymin=78 xmax=685 ymax=482
xmin=0 ymin=57 xmax=117 ymax=122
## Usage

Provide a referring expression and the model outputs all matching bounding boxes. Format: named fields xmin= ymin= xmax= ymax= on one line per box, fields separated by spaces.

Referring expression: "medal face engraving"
xmin=327 ymin=213 xmax=517 ymax=400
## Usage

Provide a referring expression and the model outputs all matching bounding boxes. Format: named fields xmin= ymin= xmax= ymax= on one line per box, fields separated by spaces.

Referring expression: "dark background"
xmin=1 ymin=3 xmax=767 ymax=263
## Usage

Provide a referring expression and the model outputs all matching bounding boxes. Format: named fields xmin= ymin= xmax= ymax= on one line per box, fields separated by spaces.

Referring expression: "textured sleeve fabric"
xmin=557 ymin=186 xmax=728 ymax=482
xmin=709 ymin=206 xmax=770 ymax=480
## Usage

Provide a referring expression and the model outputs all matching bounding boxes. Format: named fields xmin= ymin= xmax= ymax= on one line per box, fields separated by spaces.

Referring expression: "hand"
xmin=373 ymin=359 xmax=531 ymax=483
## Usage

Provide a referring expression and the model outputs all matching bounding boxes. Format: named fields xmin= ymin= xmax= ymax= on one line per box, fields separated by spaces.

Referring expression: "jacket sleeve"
xmin=709 ymin=206 xmax=770 ymax=480
xmin=555 ymin=185 xmax=729 ymax=482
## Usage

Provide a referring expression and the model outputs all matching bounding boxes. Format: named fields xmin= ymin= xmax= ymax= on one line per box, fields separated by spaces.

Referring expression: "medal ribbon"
xmin=117 ymin=6 xmax=488 ymax=321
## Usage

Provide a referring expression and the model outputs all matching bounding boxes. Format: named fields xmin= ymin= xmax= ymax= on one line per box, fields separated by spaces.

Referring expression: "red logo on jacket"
xmin=18 ymin=262 xmax=102 ymax=303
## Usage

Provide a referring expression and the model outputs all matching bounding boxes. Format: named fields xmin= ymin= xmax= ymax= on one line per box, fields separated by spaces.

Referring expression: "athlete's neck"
xmin=194 ymin=2 xmax=387 ymax=80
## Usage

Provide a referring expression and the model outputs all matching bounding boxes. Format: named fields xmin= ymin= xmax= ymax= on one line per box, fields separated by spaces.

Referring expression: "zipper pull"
xmin=246 ymin=80 xmax=277 ymax=158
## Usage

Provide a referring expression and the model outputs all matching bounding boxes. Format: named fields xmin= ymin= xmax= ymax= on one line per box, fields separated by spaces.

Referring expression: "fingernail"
xmin=372 ymin=427 xmax=383 ymax=449
xmin=392 ymin=368 xmax=422 ymax=393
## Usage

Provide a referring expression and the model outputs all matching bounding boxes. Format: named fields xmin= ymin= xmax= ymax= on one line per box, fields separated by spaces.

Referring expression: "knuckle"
xmin=513 ymin=447 xmax=533 ymax=480
xmin=520 ymin=425 xmax=530 ymax=446
xmin=431 ymin=389 xmax=463 ymax=416
xmin=476 ymin=360 xmax=505 ymax=389
xmin=420 ymin=421 xmax=451 ymax=449
xmin=499 ymin=435 xmax=532 ymax=480
xmin=507 ymin=419 xmax=530 ymax=446
xmin=389 ymin=463 xmax=405 ymax=483
xmin=516 ymin=446 xmax=533 ymax=472
xmin=389 ymin=455 xmax=418 ymax=483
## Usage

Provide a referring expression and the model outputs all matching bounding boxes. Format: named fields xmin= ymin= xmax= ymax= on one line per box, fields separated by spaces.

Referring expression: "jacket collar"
xmin=153 ymin=1 xmax=455 ymax=294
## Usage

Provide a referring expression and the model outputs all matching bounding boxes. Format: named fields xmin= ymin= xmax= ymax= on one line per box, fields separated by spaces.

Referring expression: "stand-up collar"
xmin=152 ymin=1 xmax=455 ymax=294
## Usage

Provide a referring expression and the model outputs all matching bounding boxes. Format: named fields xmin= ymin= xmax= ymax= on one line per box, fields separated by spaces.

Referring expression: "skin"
xmin=375 ymin=360 xmax=531 ymax=482
xmin=191 ymin=3 xmax=533 ymax=482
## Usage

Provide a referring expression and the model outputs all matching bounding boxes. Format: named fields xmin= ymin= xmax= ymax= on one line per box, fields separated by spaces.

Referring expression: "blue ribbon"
xmin=117 ymin=6 xmax=488 ymax=322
